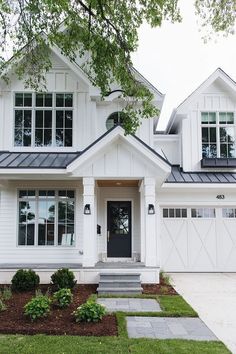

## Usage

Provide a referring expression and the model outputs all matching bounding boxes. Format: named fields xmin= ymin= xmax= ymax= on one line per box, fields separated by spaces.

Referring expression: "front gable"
xmin=67 ymin=127 xmax=171 ymax=184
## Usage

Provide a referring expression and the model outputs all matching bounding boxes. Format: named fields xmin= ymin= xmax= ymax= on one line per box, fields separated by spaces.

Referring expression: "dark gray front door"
xmin=107 ymin=201 xmax=132 ymax=257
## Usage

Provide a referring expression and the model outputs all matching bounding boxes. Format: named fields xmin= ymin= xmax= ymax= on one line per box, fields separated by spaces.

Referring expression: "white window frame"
xmin=201 ymin=111 xmax=236 ymax=158
xmin=14 ymin=92 xmax=74 ymax=148
xmin=17 ymin=189 xmax=76 ymax=247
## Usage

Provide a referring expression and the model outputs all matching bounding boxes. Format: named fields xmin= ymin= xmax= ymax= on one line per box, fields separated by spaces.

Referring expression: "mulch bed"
xmin=143 ymin=277 xmax=178 ymax=295
xmin=0 ymin=278 xmax=177 ymax=336
xmin=0 ymin=285 xmax=117 ymax=336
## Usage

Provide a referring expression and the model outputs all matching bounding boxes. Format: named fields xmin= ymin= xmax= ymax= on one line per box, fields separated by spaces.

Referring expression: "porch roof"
xmin=166 ymin=165 xmax=236 ymax=183
xmin=0 ymin=151 xmax=81 ymax=168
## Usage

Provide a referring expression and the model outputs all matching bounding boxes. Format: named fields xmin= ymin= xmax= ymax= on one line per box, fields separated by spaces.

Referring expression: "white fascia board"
xmin=67 ymin=126 xmax=171 ymax=174
xmin=153 ymin=134 xmax=180 ymax=142
xmin=162 ymin=183 xmax=236 ymax=189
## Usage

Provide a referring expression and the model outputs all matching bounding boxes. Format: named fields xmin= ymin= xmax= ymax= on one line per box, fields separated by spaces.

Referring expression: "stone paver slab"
xmin=126 ymin=317 xmax=219 ymax=341
xmin=97 ymin=298 xmax=161 ymax=312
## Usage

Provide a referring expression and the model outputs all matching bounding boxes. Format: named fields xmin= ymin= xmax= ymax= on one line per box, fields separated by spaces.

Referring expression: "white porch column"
xmin=82 ymin=177 xmax=97 ymax=267
xmin=144 ymin=177 xmax=158 ymax=267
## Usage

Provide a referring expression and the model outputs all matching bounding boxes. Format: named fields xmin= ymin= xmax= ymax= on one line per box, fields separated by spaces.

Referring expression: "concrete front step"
xmin=97 ymin=287 xmax=143 ymax=295
xmin=99 ymin=273 xmax=141 ymax=281
xmin=97 ymin=272 xmax=143 ymax=294
xmin=99 ymin=282 xmax=141 ymax=289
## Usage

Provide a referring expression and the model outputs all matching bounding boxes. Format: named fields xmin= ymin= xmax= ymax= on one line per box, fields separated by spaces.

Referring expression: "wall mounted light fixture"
xmin=84 ymin=204 xmax=91 ymax=215
xmin=148 ymin=204 xmax=155 ymax=215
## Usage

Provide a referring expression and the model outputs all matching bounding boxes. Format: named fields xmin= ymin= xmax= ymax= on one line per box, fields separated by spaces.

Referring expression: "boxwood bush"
xmin=51 ymin=268 xmax=76 ymax=290
xmin=11 ymin=269 xmax=40 ymax=292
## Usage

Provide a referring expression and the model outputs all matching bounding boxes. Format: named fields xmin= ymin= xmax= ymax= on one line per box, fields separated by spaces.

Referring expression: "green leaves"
xmin=73 ymin=300 xmax=106 ymax=323
xmin=53 ymin=288 xmax=73 ymax=308
xmin=24 ymin=294 xmax=51 ymax=321
xmin=0 ymin=1 xmax=235 ymax=132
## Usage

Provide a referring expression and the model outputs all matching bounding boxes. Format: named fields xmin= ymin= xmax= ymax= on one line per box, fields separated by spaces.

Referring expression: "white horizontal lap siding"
xmin=97 ymin=187 xmax=140 ymax=259
xmin=0 ymin=182 xmax=83 ymax=264
xmin=161 ymin=206 xmax=236 ymax=272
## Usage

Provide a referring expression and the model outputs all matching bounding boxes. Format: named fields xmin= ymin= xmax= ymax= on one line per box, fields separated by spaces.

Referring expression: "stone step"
xmin=99 ymin=281 xmax=141 ymax=288
xmin=97 ymin=287 xmax=143 ymax=295
xmin=100 ymin=273 xmax=141 ymax=281
xmin=97 ymin=272 xmax=143 ymax=294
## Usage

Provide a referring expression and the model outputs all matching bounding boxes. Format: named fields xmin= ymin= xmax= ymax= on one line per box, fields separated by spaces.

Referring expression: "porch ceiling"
xmin=97 ymin=180 xmax=139 ymax=187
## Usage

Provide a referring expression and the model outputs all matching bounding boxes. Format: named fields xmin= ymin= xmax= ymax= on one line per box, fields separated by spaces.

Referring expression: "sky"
xmin=132 ymin=0 xmax=236 ymax=131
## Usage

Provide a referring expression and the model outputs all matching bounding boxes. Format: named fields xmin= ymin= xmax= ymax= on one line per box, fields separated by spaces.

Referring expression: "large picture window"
xmin=18 ymin=190 xmax=75 ymax=246
xmin=201 ymin=112 xmax=235 ymax=158
xmin=14 ymin=93 xmax=73 ymax=147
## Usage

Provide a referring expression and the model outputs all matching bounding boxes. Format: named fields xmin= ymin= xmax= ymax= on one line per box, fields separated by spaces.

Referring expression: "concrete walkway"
xmin=170 ymin=273 xmax=236 ymax=354
xmin=126 ymin=317 xmax=218 ymax=340
xmin=97 ymin=298 xmax=161 ymax=312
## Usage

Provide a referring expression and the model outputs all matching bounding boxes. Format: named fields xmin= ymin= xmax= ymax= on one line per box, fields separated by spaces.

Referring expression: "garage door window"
xmin=163 ymin=208 xmax=187 ymax=218
xmin=191 ymin=208 xmax=215 ymax=218
xmin=222 ymin=208 xmax=236 ymax=218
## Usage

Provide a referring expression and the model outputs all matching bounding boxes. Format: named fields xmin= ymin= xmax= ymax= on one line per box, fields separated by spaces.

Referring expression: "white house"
xmin=0 ymin=44 xmax=236 ymax=284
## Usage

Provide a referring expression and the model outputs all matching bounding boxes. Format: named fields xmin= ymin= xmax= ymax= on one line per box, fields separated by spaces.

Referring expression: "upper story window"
xmin=14 ymin=93 xmax=73 ymax=147
xmin=201 ymin=111 xmax=235 ymax=158
xmin=106 ymin=111 xmax=126 ymax=130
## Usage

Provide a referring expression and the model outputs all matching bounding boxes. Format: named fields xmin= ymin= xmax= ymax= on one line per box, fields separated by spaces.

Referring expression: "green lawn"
xmin=0 ymin=294 xmax=230 ymax=354
xmin=0 ymin=335 xmax=230 ymax=354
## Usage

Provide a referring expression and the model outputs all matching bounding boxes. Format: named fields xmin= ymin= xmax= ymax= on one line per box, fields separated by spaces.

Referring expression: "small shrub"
xmin=0 ymin=286 xmax=12 ymax=301
xmin=0 ymin=299 xmax=7 ymax=312
xmin=24 ymin=295 xmax=51 ymax=321
xmin=160 ymin=270 xmax=171 ymax=285
xmin=73 ymin=300 xmax=106 ymax=323
xmin=53 ymin=288 xmax=73 ymax=308
xmin=51 ymin=268 xmax=76 ymax=290
xmin=11 ymin=269 xmax=40 ymax=292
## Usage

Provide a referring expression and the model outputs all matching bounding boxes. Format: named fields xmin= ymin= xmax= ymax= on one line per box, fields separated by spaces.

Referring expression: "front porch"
xmin=0 ymin=261 xmax=160 ymax=284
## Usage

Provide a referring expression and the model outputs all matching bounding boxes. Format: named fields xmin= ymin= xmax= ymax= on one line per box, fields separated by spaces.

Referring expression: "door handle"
xmin=107 ymin=230 xmax=110 ymax=242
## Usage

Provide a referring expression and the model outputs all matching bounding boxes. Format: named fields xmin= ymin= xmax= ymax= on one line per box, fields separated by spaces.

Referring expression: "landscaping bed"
xmin=0 ymin=284 xmax=117 ymax=336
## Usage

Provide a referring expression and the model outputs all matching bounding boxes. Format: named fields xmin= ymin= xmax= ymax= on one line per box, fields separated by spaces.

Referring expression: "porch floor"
xmin=94 ymin=262 xmax=146 ymax=269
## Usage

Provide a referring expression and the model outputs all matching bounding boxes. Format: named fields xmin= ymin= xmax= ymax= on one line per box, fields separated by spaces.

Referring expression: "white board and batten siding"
xmin=181 ymin=81 xmax=236 ymax=172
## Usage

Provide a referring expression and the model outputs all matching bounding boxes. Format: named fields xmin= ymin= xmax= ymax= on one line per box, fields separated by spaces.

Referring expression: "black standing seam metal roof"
xmin=166 ymin=166 xmax=236 ymax=184
xmin=0 ymin=152 xmax=81 ymax=169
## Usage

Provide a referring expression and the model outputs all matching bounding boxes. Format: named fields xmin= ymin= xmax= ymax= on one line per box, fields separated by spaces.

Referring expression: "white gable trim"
xmin=167 ymin=68 xmax=236 ymax=133
xmin=67 ymin=126 xmax=171 ymax=175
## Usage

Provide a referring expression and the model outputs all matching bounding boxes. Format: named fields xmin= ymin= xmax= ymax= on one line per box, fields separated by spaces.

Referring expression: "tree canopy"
xmin=0 ymin=0 xmax=235 ymax=133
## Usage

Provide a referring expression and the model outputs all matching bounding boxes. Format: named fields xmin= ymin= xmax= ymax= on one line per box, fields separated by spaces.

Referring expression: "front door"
xmin=107 ymin=201 xmax=132 ymax=257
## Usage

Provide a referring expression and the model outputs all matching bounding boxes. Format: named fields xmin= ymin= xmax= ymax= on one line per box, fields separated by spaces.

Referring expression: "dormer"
xmin=167 ymin=68 xmax=236 ymax=172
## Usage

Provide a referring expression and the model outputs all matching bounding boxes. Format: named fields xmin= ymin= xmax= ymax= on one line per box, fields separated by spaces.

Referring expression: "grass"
xmin=0 ymin=335 xmax=230 ymax=354
xmin=0 ymin=291 xmax=229 ymax=353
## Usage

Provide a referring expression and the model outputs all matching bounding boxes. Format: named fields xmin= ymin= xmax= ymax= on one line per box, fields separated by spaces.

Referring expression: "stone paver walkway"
xmin=97 ymin=298 xmax=161 ymax=312
xmin=126 ymin=317 xmax=219 ymax=340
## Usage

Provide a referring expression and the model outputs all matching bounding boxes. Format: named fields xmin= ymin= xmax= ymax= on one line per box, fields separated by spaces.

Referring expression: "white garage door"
xmin=161 ymin=207 xmax=236 ymax=271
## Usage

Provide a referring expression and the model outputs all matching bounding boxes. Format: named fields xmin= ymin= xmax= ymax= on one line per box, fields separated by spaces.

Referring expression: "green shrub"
xmin=0 ymin=299 xmax=7 ymax=312
xmin=73 ymin=300 xmax=106 ymax=323
xmin=0 ymin=286 xmax=12 ymax=301
xmin=24 ymin=295 xmax=51 ymax=321
xmin=11 ymin=269 xmax=40 ymax=292
xmin=53 ymin=288 xmax=73 ymax=308
xmin=51 ymin=268 xmax=76 ymax=290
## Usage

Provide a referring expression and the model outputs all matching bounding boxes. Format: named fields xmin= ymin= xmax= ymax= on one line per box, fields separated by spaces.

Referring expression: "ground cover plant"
xmin=53 ymin=288 xmax=73 ymax=308
xmin=73 ymin=299 xmax=106 ymax=323
xmin=24 ymin=294 xmax=51 ymax=321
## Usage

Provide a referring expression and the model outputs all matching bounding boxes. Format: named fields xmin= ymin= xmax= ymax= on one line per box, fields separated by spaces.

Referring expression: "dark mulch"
xmin=0 ymin=285 xmax=117 ymax=336
xmin=143 ymin=276 xmax=178 ymax=295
